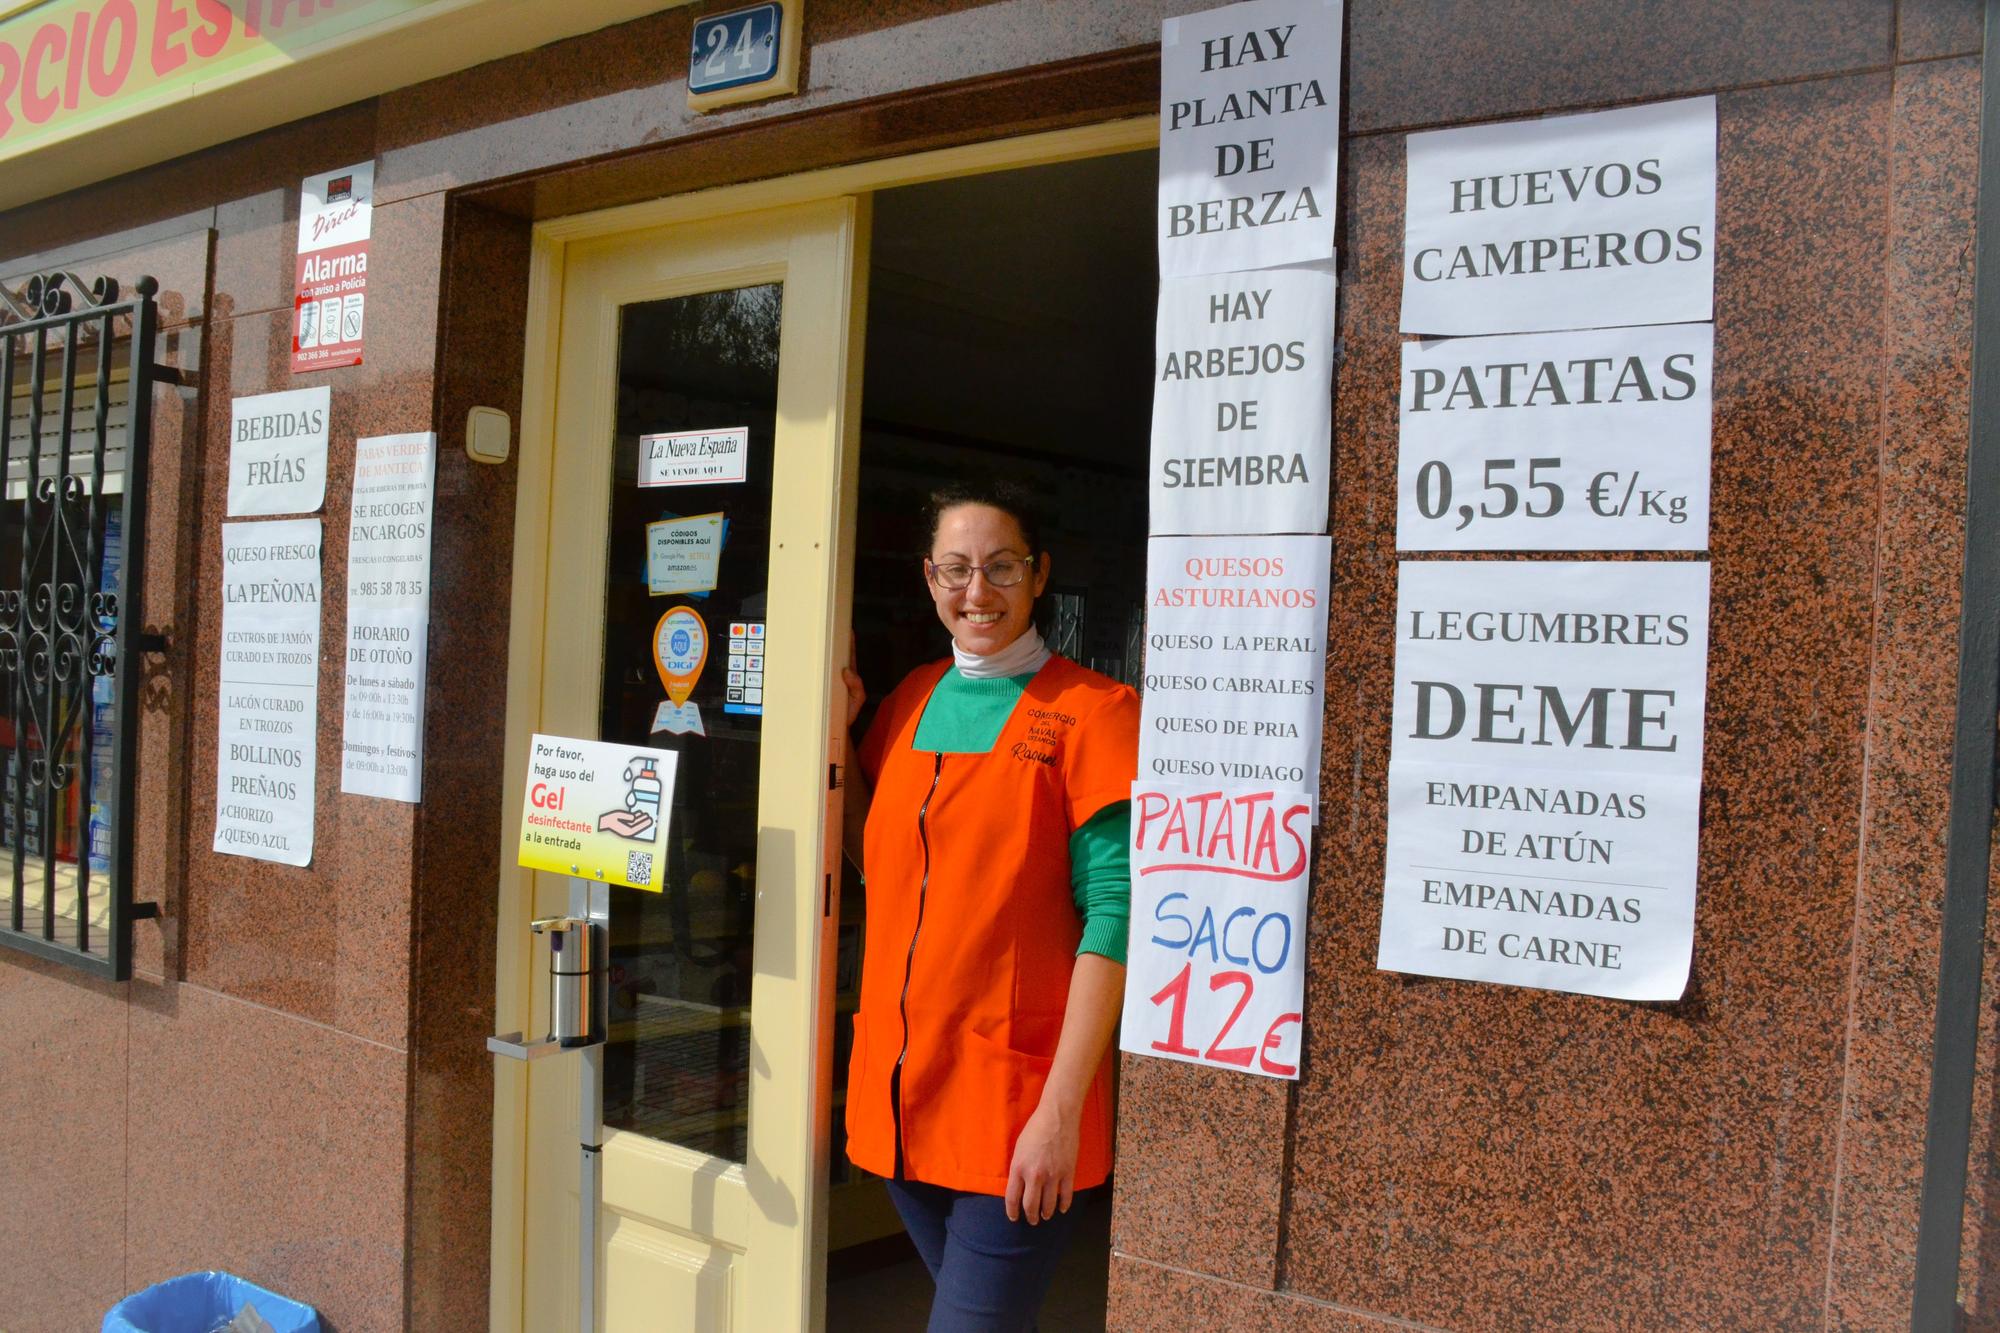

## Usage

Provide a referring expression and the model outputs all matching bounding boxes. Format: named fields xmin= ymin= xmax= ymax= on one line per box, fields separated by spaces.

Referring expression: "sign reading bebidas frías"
xmin=1378 ymin=561 xmax=1711 ymax=1000
xmin=1397 ymin=323 xmax=1713 ymax=551
xmin=1140 ymin=534 xmax=1329 ymax=794
xmin=1121 ymin=779 xmax=1310 ymax=1079
xmin=1158 ymin=0 xmax=1342 ymax=279
xmin=227 ymin=386 xmax=330 ymax=517
xmin=292 ymin=162 xmax=373 ymax=373
xmin=1401 ymin=97 xmax=1715 ymax=336
xmin=1151 ymin=266 xmax=1335 ymax=535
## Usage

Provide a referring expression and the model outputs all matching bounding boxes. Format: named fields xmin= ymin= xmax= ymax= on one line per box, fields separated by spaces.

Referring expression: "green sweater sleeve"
xmin=1071 ymin=801 xmax=1131 ymax=964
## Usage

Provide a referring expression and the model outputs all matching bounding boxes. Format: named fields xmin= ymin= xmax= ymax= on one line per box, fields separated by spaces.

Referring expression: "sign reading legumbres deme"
xmin=1397 ymin=323 xmax=1714 ymax=551
xmin=1140 ymin=535 xmax=1330 ymax=796
xmin=1121 ymin=779 xmax=1310 ymax=1079
xmin=518 ymin=734 xmax=678 ymax=891
xmin=1158 ymin=0 xmax=1342 ymax=279
xmin=1378 ymin=560 xmax=1711 ymax=1000
xmin=1401 ymin=97 xmax=1716 ymax=336
xmin=227 ymin=386 xmax=330 ymax=517
xmin=1150 ymin=265 xmax=1335 ymax=536
xmin=214 ymin=518 xmax=321 ymax=866
xmin=292 ymin=161 xmax=373 ymax=373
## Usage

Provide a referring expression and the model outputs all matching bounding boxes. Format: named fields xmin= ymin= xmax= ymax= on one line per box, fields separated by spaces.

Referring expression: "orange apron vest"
xmin=845 ymin=656 xmax=1140 ymax=1195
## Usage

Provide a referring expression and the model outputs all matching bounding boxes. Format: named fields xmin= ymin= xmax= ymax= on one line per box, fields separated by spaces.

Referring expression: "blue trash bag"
xmin=102 ymin=1271 xmax=321 ymax=1333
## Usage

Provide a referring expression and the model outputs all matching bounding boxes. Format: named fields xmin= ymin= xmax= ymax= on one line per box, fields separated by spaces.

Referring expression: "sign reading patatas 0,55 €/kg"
xmin=1140 ymin=535 xmax=1330 ymax=794
xmin=1379 ymin=561 xmax=1711 ymax=1000
xmin=518 ymin=735 xmax=678 ymax=891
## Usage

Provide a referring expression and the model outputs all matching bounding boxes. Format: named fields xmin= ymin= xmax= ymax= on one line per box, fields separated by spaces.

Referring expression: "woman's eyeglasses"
xmin=926 ymin=556 xmax=1035 ymax=590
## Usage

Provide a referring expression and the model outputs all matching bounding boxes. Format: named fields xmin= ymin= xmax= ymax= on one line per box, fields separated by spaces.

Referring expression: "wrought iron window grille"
xmin=0 ymin=271 xmax=162 ymax=981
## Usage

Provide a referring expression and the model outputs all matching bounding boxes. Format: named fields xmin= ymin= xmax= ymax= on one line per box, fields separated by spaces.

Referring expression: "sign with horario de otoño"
xmin=1378 ymin=561 xmax=1711 ymax=1001
xmin=1401 ymin=97 xmax=1716 ymax=336
xmin=292 ymin=160 xmax=372 ymax=373
xmin=1158 ymin=0 xmax=1342 ymax=279
xmin=1150 ymin=265 xmax=1335 ymax=536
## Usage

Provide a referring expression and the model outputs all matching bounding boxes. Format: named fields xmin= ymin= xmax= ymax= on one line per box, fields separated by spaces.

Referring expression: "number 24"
xmin=704 ymin=19 xmax=760 ymax=77
xmin=1148 ymin=962 xmax=1299 ymax=1076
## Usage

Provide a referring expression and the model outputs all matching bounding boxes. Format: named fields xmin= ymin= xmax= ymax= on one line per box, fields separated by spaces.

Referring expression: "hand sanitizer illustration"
xmin=624 ymin=757 xmax=663 ymax=834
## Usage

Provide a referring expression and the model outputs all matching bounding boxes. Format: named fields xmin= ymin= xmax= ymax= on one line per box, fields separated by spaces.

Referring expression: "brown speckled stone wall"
xmin=1109 ymin=7 xmax=1989 ymax=1333
xmin=0 ymin=2 xmax=1988 ymax=1330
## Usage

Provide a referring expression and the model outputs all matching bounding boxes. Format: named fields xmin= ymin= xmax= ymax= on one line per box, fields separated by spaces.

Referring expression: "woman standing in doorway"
xmin=842 ymin=481 xmax=1139 ymax=1332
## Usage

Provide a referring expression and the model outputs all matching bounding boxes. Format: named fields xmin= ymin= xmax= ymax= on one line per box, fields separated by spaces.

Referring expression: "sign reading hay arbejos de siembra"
xmin=1158 ymin=0 xmax=1341 ymax=279
xmin=1379 ymin=561 xmax=1711 ymax=1000
xmin=1151 ymin=266 xmax=1335 ymax=536
xmin=1401 ymin=97 xmax=1715 ymax=336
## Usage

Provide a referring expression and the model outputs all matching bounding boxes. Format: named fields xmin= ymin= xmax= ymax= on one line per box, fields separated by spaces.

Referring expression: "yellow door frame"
xmin=491 ymin=114 xmax=1156 ymax=1333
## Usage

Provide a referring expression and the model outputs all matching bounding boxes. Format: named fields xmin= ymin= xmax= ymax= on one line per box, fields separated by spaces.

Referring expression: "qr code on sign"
xmin=626 ymin=850 xmax=654 ymax=886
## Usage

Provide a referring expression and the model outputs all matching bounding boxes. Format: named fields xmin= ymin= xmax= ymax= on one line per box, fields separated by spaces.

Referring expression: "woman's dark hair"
xmin=922 ymin=479 xmax=1046 ymax=559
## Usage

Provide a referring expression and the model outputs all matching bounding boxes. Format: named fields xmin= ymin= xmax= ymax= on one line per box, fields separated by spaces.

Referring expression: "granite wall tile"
xmin=1109 ymin=1254 xmax=1431 ymax=1332
xmin=1899 ymin=0 xmax=1985 ymax=61
xmin=0 ymin=954 xmax=128 ymax=1332
xmin=125 ymin=980 xmax=407 ymax=1333
xmin=1346 ymin=1 xmax=1895 ymax=136
xmin=1275 ymin=72 xmax=1896 ymax=1331
xmin=1110 ymin=1054 xmax=1291 ymax=1288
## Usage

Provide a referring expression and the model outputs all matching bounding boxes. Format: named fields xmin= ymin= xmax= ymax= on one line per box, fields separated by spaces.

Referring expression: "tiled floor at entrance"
xmin=825 ymin=1189 xmax=1112 ymax=1330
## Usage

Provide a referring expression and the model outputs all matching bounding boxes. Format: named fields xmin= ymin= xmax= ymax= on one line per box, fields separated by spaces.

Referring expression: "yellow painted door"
xmin=516 ymin=199 xmax=866 ymax=1332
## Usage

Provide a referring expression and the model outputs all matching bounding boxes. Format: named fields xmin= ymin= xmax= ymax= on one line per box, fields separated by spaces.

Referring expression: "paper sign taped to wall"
xmin=1121 ymin=779 xmax=1310 ymax=1079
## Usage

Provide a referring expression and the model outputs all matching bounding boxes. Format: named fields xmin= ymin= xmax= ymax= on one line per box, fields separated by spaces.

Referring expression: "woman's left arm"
xmin=1005 ymin=951 xmax=1125 ymax=1224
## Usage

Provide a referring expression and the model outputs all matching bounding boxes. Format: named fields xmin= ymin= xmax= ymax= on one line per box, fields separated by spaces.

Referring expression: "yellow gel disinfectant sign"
xmin=518 ymin=733 xmax=678 ymax=891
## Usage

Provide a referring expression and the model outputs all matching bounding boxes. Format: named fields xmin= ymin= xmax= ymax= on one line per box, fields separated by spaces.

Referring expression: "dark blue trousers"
xmin=884 ymin=1177 xmax=1093 ymax=1332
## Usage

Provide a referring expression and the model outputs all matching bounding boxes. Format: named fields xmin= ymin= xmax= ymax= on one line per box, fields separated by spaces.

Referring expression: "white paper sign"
xmin=1401 ymin=97 xmax=1716 ymax=335
xmin=214 ymin=519 xmax=321 ymax=866
xmin=1150 ymin=266 xmax=1335 ymax=536
xmin=1397 ymin=323 xmax=1713 ymax=551
xmin=647 ymin=513 xmax=725 ymax=595
xmin=1121 ymin=780 xmax=1311 ymax=1079
xmin=1159 ymin=0 xmax=1343 ymax=278
xmin=639 ymin=428 xmax=749 ymax=487
xmin=227 ymin=386 xmax=330 ymax=516
xmin=340 ymin=433 xmax=436 ymax=802
xmin=1140 ymin=535 xmax=1330 ymax=795
xmin=1378 ymin=560 xmax=1711 ymax=1000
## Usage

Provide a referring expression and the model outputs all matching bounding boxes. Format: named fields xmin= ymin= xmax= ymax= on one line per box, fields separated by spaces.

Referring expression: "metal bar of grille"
xmin=0 ymin=272 xmax=158 ymax=980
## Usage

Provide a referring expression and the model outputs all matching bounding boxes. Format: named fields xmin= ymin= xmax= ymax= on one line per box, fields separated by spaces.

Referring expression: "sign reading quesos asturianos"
xmin=1378 ymin=561 xmax=1711 ymax=1000
xmin=1397 ymin=323 xmax=1713 ymax=551
xmin=1121 ymin=779 xmax=1311 ymax=1079
xmin=214 ymin=519 xmax=322 ymax=866
xmin=226 ymin=386 xmax=330 ymax=517
xmin=1151 ymin=266 xmax=1335 ymax=536
xmin=1158 ymin=0 xmax=1342 ymax=279
xmin=1401 ymin=97 xmax=1716 ymax=336
xmin=292 ymin=161 xmax=373 ymax=373
xmin=341 ymin=433 xmax=436 ymax=803
xmin=1140 ymin=535 xmax=1330 ymax=794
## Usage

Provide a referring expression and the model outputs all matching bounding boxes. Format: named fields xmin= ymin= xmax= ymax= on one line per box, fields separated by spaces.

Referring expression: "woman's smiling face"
xmin=926 ymin=502 xmax=1050 ymax=657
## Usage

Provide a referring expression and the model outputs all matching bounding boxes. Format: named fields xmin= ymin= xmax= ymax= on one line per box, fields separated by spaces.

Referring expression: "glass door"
xmin=520 ymin=199 xmax=865 ymax=1332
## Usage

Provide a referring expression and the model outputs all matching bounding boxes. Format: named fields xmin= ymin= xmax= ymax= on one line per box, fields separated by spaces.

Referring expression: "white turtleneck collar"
xmin=952 ymin=626 xmax=1052 ymax=680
